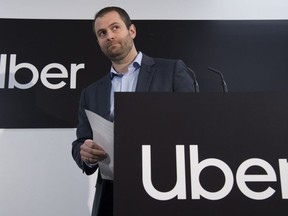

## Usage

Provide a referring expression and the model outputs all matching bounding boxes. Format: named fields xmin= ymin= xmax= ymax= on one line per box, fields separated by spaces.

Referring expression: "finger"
xmin=81 ymin=144 xmax=107 ymax=156
xmin=80 ymin=148 xmax=107 ymax=161
xmin=81 ymin=153 xmax=106 ymax=164
xmin=81 ymin=156 xmax=94 ymax=164
xmin=83 ymin=139 xmax=96 ymax=148
xmin=83 ymin=140 xmax=105 ymax=151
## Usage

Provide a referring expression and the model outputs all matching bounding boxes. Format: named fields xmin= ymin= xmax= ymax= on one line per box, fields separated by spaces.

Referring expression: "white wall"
xmin=0 ymin=129 xmax=97 ymax=216
xmin=1 ymin=1 xmax=288 ymax=216
xmin=1 ymin=0 xmax=288 ymax=19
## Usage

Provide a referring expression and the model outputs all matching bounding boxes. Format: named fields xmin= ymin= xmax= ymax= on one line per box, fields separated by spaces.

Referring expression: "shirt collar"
xmin=110 ymin=52 xmax=143 ymax=79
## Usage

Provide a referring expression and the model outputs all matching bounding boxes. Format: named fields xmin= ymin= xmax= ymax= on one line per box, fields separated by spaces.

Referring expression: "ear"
xmin=129 ymin=24 xmax=137 ymax=39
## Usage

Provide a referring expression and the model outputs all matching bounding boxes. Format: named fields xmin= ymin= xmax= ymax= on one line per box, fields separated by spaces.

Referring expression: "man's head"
xmin=93 ymin=6 xmax=137 ymax=63
xmin=93 ymin=6 xmax=132 ymax=33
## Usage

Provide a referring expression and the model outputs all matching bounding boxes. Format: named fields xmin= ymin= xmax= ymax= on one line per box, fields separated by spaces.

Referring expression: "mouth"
xmin=108 ymin=42 xmax=119 ymax=49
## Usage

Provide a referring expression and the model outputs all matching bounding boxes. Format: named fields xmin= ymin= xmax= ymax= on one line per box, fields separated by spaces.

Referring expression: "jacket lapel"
xmin=135 ymin=54 xmax=155 ymax=92
xmin=98 ymin=73 xmax=113 ymax=121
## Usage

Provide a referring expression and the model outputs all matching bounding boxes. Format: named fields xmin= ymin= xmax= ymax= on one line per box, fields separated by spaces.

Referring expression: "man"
xmin=72 ymin=6 xmax=195 ymax=216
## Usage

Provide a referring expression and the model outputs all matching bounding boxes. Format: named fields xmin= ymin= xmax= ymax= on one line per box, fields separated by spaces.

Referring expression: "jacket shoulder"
xmin=82 ymin=73 xmax=110 ymax=93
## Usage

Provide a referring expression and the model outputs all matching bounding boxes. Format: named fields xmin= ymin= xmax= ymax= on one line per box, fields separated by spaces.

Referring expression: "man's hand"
xmin=80 ymin=139 xmax=107 ymax=164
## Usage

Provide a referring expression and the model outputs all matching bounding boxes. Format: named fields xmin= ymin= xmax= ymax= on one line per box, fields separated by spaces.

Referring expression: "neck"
xmin=112 ymin=48 xmax=138 ymax=74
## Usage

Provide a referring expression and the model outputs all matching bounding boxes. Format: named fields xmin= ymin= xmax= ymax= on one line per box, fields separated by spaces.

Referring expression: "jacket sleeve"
xmin=71 ymin=89 xmax=99 ymax=175
xmin=173 ymin=59 xmax=195 ymax=92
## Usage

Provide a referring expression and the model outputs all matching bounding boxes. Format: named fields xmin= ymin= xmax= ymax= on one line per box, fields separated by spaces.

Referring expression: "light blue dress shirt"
xmin=110 ymin=52 xmax=143 ymax=117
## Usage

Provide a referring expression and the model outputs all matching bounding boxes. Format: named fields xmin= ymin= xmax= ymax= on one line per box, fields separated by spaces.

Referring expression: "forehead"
xmin=94 ymin=11 xmax=124 ymax=30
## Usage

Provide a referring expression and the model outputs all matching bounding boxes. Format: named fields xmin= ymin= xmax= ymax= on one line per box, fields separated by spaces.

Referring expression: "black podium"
xmin=114 ymin=93 xmax=288 ymax=216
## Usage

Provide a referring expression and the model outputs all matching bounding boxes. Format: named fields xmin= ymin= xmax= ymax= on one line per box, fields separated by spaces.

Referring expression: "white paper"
xmin=85 ymin=109 xmax=114 ymax=180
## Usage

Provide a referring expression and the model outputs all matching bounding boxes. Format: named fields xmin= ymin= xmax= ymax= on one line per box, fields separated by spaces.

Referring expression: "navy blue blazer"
xmin=72 ymin=54 xmax=195 ymax=216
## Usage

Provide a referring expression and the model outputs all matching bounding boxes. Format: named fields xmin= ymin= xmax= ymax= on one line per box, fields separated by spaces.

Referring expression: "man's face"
xmin=94 ymin=11 xmax=136 ymax=62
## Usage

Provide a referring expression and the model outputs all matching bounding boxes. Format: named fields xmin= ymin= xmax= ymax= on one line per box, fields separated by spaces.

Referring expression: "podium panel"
xmin=114 ymin=93 xmax=288 ymax=216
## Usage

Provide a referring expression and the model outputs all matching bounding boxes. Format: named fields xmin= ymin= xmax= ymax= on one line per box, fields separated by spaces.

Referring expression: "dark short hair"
xmin=93 ymin=6 xmax=132 ymax=34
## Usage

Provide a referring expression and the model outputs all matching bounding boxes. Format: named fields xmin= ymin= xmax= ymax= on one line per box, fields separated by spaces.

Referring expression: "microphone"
xmin=207 ymin=67 xmax=228 ymax=93
xmin=187 ymin=67 xmax=200 ymax=93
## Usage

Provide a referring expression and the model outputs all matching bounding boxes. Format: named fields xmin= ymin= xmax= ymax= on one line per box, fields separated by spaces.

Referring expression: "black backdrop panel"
xmin=0 ymin=19 xmax=288 ymax=128
xmin=114 ymin=93 xmax=288 ymax=216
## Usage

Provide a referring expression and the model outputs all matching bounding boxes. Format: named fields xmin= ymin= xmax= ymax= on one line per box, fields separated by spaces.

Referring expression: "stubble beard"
xmin=103 ymin=37 xmax=134 ymax=63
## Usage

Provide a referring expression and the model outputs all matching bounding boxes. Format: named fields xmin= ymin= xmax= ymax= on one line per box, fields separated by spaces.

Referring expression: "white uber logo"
xmin=142 ymin=145 xmax=288 ymax=201
xmin=0 ymin=54 xmax=85 ymax=89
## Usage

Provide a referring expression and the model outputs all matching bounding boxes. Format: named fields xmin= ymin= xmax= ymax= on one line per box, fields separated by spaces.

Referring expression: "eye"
xmin=97 ymin=30 xmax=106 ymax=38
xmin=112 ymin=25 xmax=120 ymax=31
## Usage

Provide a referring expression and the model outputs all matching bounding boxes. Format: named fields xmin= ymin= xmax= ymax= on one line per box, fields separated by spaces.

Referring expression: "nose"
xmin=106 ymin=30 xmax=115 ymax=40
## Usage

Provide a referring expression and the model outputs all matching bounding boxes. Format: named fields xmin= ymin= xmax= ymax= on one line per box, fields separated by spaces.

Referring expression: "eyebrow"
xmin=96 ymin=22 xmax=121 ymax=35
